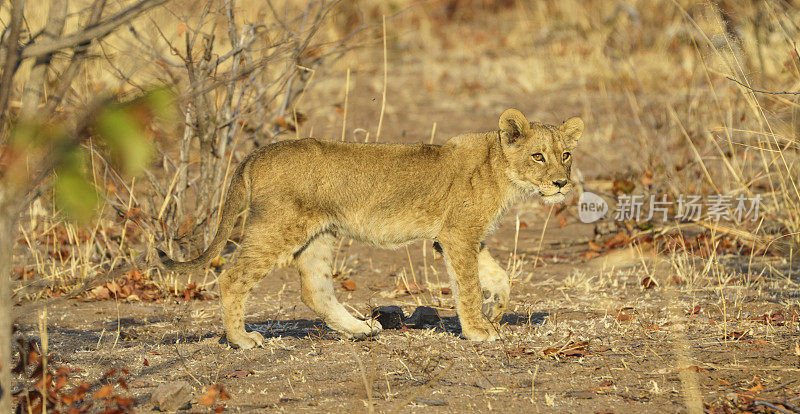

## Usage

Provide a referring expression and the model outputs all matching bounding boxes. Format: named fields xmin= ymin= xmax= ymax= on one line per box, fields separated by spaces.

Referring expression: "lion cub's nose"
xmin=553 ymin=179 xmax=568 ymax=188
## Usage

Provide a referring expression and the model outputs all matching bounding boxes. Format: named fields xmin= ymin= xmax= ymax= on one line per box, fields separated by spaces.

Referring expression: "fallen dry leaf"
xmin=543 ymin=341 xmax=589 ymax=358
xmin=199 ymin=387 xmax=218 ymax=406
xmin=748 ymin=382 xmax=764 ymax=394
xmin=641 ymin=276 xmax=656 ymax=289
xmin=615 ymin=313 xmax=633 ymax=322
xmin=123 ymin=207 xmax=142 ymax=219
xmin=341 ymin=279 xmax=356 ymax=291
xmin=686 ymin=365 xmax=710 ymax=373
xmin=210 ymin=256 xmax=226 ymax=268
xmin=726 ymin=331 xmax=749 ymax=341
xmin=751 ymin=311 xmax=786 ymax=326
xmin=385 ymin=282 xmax=425 ymax=297
xmin=582 ymin=250 xmax=601 ymax=260
xmin=604 ymin=232 xmax=630 ymax=249
xmin=200 ymin=384 xmax=230 ymax=406
xmin=54 ymin=374 xmax=67 ymax=391
xmin=93 ymin=384 xmax=113 ymax=400
xmin=641 ymin=169 xmax=653 ymax=187
xmin=91 ymin=286 xmax=110 ymax=300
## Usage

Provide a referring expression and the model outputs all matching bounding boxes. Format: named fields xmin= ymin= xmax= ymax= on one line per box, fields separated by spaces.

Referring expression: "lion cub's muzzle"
xmin=537 ymin=179 xmax=573 ymax=203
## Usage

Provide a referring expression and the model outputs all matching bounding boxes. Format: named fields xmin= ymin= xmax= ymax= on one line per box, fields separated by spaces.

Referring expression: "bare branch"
xmin=43 ymin=0 xmax=108 ymax=114
xmin=21 ymin=0 xmax=169 ymax=60
xmin=20 ymin=0 xmax=68 ymax=119
xmin=0 ymin=0 xmax=24 ymax=135
xmin=726 ymin=76 xmax=800 ymax=95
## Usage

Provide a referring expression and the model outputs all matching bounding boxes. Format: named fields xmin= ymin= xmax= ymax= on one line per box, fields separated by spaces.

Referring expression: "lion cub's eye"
xmin=562 ymin=152 xmax=571 ymax=161
xmin=532 ymin=153 xmax=545 ymax=162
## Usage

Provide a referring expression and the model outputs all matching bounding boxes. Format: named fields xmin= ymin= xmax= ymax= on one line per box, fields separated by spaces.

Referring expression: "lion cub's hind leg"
xmin=477 ymin=248 xmax=510 ymax=323
xmin=219 ymin=256 xmax=271 ymax=350
xmin=219 ymin=215 xmax=315 ymax=350
xmin=295 ymin=233 xmax=382 ymax=340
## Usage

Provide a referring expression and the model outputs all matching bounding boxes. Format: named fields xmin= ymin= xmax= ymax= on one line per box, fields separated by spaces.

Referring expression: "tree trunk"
xmin=0 ymin=211 xmax=14 ymax=413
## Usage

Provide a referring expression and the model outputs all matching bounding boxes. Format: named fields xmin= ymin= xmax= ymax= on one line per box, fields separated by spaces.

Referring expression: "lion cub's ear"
xmin=499 ymin=108 xmax=530 ymax=145
xmin=560 ymin=117 xmax=584 ymax=149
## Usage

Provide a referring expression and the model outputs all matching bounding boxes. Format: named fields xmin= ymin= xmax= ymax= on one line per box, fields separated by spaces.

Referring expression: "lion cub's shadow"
xmin=220 ymin=312 xmax=547 ymax=343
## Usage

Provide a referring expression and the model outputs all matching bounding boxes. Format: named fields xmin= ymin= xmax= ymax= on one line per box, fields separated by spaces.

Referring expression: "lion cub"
xmin=158 ymin=109 xmax=583 ymax=349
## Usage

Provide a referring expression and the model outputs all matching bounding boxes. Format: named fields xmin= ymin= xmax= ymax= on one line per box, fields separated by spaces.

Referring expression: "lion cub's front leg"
xmin=440 ymin=240 xmax=498 ymax=341
xmin=477 ymin=248 xmax=510 ymax=323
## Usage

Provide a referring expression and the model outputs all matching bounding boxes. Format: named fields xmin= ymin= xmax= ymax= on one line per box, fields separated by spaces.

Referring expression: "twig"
xmin=526 ymin=205 xmax=553 ymax=282
xmin=21 ymin=0 xmax=169 ymax=59
xmin=696 ymin=221 xmax=768 ymax=251
xmin=38 ymin=309 xmax=48 ymax=414
xmin=754 ymin=399 xmax=797 ymax=414
xmin=172 ymin=342 xmax=204 ymax=386
xmin=600 ymin=390 xmax=650 ymax=403
xmin=350 ymin=345 xmax=374 ymax=414
xmin=375 ymin=15 xmax=388 ymax=141
xmin=341 ymin=68 xmax=350 ymax=141
xmin=390 ymin=361 xmax=454 ymax=414
xmin=12 ymin=256 xmax=147 ymax=318
xmin=726 ymin=76 xmax=800 ymax=95
xmin=763 ymin=378 xmax=800 ymax=393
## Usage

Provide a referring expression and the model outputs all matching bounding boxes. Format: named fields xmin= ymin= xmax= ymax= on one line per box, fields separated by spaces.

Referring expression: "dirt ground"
xmin=13 ymin=207 xmax=800 ymax=413
xmin=13 ymin=97 xmax=800 ymax=412
xmin=9 ymin=1 xmax=800 ymax=413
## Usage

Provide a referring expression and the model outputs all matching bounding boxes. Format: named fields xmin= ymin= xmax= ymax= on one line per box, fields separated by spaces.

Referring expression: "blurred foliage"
xmin=96 ymin=87 xmax=174 ymax=176
xmin=53 ymin=148 xmax=100 ymax=224
xmin=2 ymin=88 xmax=174 ymax=223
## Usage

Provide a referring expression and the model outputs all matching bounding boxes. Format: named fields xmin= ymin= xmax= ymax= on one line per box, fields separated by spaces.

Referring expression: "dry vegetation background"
xmin=2 ymin=0 xmax=800 ymax=412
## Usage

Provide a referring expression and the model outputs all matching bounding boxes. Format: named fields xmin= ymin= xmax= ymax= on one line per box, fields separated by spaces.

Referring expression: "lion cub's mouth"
xmin=539 ymin=190 xmax=567 ymax=204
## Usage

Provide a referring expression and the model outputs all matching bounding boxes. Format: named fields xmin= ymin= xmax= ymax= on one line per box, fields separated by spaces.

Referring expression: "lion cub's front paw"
xmin=342 ymin=319 xmax=383 ymax=340
xmin=481 ymin=289 xmax=508 ymax=323
xmin=461 ymin=323 xmax=499 ymax=341
xmin=226 ymin=330 xmax=264 ymax=349
xmin=334 ymin=318 xmax=383 ymax=341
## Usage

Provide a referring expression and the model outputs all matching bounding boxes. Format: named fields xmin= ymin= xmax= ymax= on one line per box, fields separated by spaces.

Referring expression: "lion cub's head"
xmin=498 ymin=108 xmax=583 ymax=204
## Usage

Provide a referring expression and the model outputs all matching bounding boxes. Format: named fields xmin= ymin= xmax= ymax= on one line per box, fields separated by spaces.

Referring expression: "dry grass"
xmin=4 ymin=0 xmax=800 ymax=412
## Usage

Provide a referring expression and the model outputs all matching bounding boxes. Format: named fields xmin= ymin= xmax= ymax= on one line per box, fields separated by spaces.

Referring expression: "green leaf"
xmin=96 ymin=106 xmax=153 ymax=176
xmin=53 ymin=149 xmax=101 ymax=224
xmin=143 ymin=87 xmax=175 ymax=121
xmin=9 ymin=120 xmax=66 ymax=149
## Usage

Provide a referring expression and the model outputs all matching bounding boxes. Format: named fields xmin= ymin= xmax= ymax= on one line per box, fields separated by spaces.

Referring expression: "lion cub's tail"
xmin=156 ymin=163 xmax=250 ymax=273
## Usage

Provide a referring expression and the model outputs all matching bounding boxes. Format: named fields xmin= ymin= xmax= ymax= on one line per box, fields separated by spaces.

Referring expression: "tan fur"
xmin=158 ymin=109 xmax=583 ymax=348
